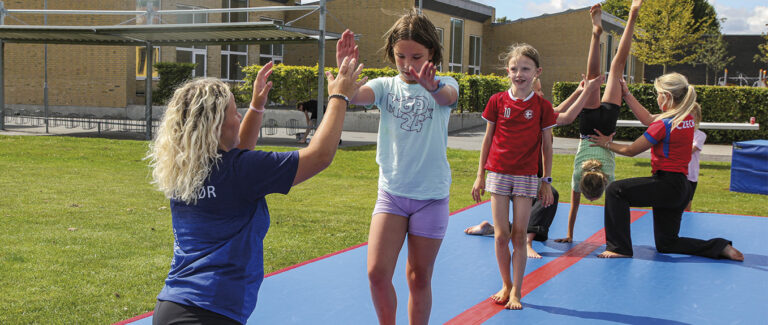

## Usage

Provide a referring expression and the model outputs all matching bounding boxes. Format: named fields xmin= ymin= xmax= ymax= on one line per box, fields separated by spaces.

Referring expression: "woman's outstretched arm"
xmin=293 ymin=57 xmax=367 ymax=185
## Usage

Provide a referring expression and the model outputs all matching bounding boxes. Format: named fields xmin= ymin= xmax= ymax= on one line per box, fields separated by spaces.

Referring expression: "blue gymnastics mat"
xmin=119 ymin=202 xmax=767 ymax=324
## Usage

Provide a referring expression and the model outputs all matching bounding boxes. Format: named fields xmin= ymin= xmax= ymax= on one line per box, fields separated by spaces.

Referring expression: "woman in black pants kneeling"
xmin=588 ymin=72 xmax=743 ymax=261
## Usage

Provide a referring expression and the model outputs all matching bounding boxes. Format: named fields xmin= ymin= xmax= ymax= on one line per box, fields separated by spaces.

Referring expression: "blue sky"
xmin=472 ymin=0 xmax=768 ymax=35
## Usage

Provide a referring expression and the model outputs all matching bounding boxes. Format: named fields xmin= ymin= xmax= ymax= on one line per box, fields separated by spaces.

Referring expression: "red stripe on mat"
xmin=445 ymin=210 xmax=648 ymax=325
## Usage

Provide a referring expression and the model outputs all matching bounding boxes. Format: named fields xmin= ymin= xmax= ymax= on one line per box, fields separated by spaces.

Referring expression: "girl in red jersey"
xmin=588 ymin=72 xmax=743 ymax=261
xmin=471 ymin=43 xmax=556 ymax=310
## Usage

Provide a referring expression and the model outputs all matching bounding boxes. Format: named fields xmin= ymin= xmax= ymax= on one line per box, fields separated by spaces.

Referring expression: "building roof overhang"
xmin=0 ymin=22 xmax=339 ymax=46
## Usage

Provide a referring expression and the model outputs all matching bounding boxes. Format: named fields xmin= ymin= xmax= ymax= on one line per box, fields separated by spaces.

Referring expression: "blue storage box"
xmin=730 ymin=140 xmax=768 ymax=195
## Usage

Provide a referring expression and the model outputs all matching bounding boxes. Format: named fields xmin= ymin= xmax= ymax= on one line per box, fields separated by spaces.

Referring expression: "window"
xmin=468 ymin=35 xmax=481 ymax=75
xmin=259 ymin=17 xmax=284 ymax=65
xmin=221 ymin=0 xmax=248 ymax=80
xmin=135 ymin=0 xmax=161 ymax=79
xmin=599 ymin=42 xmax=605 ymax=74
xmin=605 ymin=34 xmax=613 ymax=73
xmin=435 ymin=27 xmax=444 ymax=71
xmin=449 ymin=18 xmax=463 ymax=73
xmin=136 ymin=0 xmax=161 ymax=25
xmin=136 ymin=47 xmax=160 ymax=79
xmin=176 ymin=5 xmax=208 ymax=77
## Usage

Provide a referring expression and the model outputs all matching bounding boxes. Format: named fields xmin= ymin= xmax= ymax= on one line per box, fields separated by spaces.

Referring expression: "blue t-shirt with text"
xmin=157 ymin=148 xmax=298 ymax=324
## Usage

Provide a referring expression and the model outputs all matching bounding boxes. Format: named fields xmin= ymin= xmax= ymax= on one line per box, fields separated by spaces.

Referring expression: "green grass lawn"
xmin=0 ymin=135 xmax=764 ymax=323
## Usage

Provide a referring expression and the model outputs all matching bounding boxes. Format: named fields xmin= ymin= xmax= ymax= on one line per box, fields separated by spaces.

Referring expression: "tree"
xmin=602 ymin=0 xmax=718 ymax=33
xmin=694 ymin=33 xmax=734 ymax=85
xmin=631 ymin=0 xmax=714 ymax=74
xmin=755 ymin=33 xmax=768 ymax=65
xmin=602 ymin=0 xmax=629 ymax=20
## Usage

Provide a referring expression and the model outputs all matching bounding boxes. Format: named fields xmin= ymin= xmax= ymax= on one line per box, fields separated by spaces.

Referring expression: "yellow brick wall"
xmin=1 ymin=1 xmax=641 ymax=108
xmin=422 ymin=10 xmax=486 ymax=74
xmin=4 ymin=0 xmax=133 ymax=108
xmin=283 ymin=0 xmax=411 ymax=68
xmin=484 ymin=9 xmax=593 ymax=100
xmin=283 ymin=0 xmax=491 ymax=75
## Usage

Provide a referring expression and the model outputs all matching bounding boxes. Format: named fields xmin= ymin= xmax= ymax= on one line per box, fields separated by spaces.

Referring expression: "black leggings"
xmin=604 ymin=171 xmax=730 ymax=258
xmin=527 ymin=187 xmax=560 ymax=241
xmin=153 ymin=300 xmax=241 ymax=325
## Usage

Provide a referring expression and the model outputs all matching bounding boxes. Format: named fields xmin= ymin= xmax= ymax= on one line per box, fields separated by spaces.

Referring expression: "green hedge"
xmin=552 ymin=82 xmax=768 ymax=144
xmin=235 ymin=64 xmax=508 ymax=113
xmin=153 ymin=62 xmax=196 ymax=105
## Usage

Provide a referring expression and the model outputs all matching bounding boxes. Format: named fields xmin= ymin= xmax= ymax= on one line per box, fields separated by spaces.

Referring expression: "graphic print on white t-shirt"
xmin=386 ymin=93 xmax=434 ymax=132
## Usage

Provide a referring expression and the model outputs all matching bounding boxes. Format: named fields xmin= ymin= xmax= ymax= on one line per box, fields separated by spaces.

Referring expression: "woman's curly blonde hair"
xmin=146 ymin=77 xmax=231 ymax=204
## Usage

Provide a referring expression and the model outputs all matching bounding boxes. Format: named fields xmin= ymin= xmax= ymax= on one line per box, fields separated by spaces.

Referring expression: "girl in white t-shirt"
xmin=686 ymin=128 xmax=706 ymax=211
xmin=335 ymin=10 xmax=459 ymax=324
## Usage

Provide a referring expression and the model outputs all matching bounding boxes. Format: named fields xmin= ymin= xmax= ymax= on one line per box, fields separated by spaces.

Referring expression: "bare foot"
xmin=590 ymin=4 xmax=603 ymax=35
xmin=505 ymin=289 xmax=523 ymax=310
xmin=597 ymin=250 xmax=631 ymax=258
xmin=464 ymin=221 xmax=494 ymax=236
xmin=631 ymin=0 xmax=643 ymax=10
xmin=554 ymin=237 xmax=573 ymax=243
xmin=720 ymin=244 xmax=744 ymax=261
xmin=527 ymin=243 xmax=542 ymax=259
xmin=491 ymin=285 xmax=511 ymax=305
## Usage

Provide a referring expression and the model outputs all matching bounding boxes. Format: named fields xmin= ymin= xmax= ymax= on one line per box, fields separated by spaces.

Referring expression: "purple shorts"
xmin=372 ymin=189 xmax=450 ymax=239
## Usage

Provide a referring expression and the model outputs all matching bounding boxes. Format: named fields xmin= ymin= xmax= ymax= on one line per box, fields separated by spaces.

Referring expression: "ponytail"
xmin=579 ymin=159 xmax=609 ymax=200
xmin=655 ymin=73 xmax=700 ymax=130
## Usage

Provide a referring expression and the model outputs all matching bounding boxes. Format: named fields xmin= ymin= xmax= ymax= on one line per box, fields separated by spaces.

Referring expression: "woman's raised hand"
xmin=327 ymin=56 xmax=367 ymax=99
xmin=250 ymin=61 xmax=273 ymax=109
xmin=619 ymin=77 xmax=630 ymax=98
xmin=336 ymin=29 xmax=359 ymax=67
xmin=584 ymin=74 xmax=605 ymax=94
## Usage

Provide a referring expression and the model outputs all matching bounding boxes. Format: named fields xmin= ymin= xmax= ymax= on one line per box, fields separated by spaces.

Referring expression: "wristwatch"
xmin=541 ymin=177 xmax=553 ymax=184
xmin=429 ymin=80 xmax=446 ymax=94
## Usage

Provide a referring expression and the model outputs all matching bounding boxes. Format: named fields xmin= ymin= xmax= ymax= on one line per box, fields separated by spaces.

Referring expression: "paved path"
xmin=1 ymin=124 xmax=735 ymax=162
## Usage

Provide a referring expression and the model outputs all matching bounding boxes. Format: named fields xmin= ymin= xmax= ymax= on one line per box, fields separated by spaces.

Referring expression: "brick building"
xmin=1 ymin=0 xmax=641 ymax=112
xmin=643 ymin=35 xmax=767 ymax=86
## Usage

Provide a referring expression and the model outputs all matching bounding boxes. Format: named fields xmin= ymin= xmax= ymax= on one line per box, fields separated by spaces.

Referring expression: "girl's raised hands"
xmin=327 ymin=56 xmax=367 ymax=99
xmin=335 ymin=29 xmax=359 ymax=67
xmin=250 ymin=61 xmax=274 ymax=109
xmin=408 ymin=62 xmax=440 ymax=92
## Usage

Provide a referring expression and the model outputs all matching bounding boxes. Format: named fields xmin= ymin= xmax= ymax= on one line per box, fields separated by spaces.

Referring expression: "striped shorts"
xmin=571 ymin=137 xmax=616 ymax=191
xmin=485 ymin=171 xmax=539 ymax=198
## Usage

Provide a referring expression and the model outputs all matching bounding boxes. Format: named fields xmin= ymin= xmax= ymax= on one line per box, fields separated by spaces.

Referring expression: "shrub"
xmin=152 ymin=62 xmax=196 ymax=105
xmin=552 ymin=82 xmax=767 ymax=143
xmin=235 ymin=64 xmax=508 ymax=113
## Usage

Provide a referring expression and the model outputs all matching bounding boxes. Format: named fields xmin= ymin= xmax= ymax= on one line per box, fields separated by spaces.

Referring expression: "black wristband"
xmin=328 ymin=94 xmax=350 ymax=106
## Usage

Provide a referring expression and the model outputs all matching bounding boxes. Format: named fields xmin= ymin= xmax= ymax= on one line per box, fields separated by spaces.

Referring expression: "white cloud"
xmin=746 ymin=6 xmax=768 ymax=34
xmin=714 ymin=2 xmax=768 ymax=34
xmin=524 ymin=0 xmax=593 ymax=16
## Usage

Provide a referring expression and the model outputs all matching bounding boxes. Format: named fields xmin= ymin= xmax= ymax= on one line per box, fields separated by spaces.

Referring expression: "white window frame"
xmin=221 ymin=0 xmax=248 ymax=81
xmin=449 ymin=18 xmax=464 ymax=73
xmin=259 ymin=17 xmax=284 ymax=65
xmin=468 ymin=35 xmax=481 ymax=75
xmin=435 ymin=27 xmax=444 ymax=72
xmin=176 ymin=4 xmax=208 ymax=77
